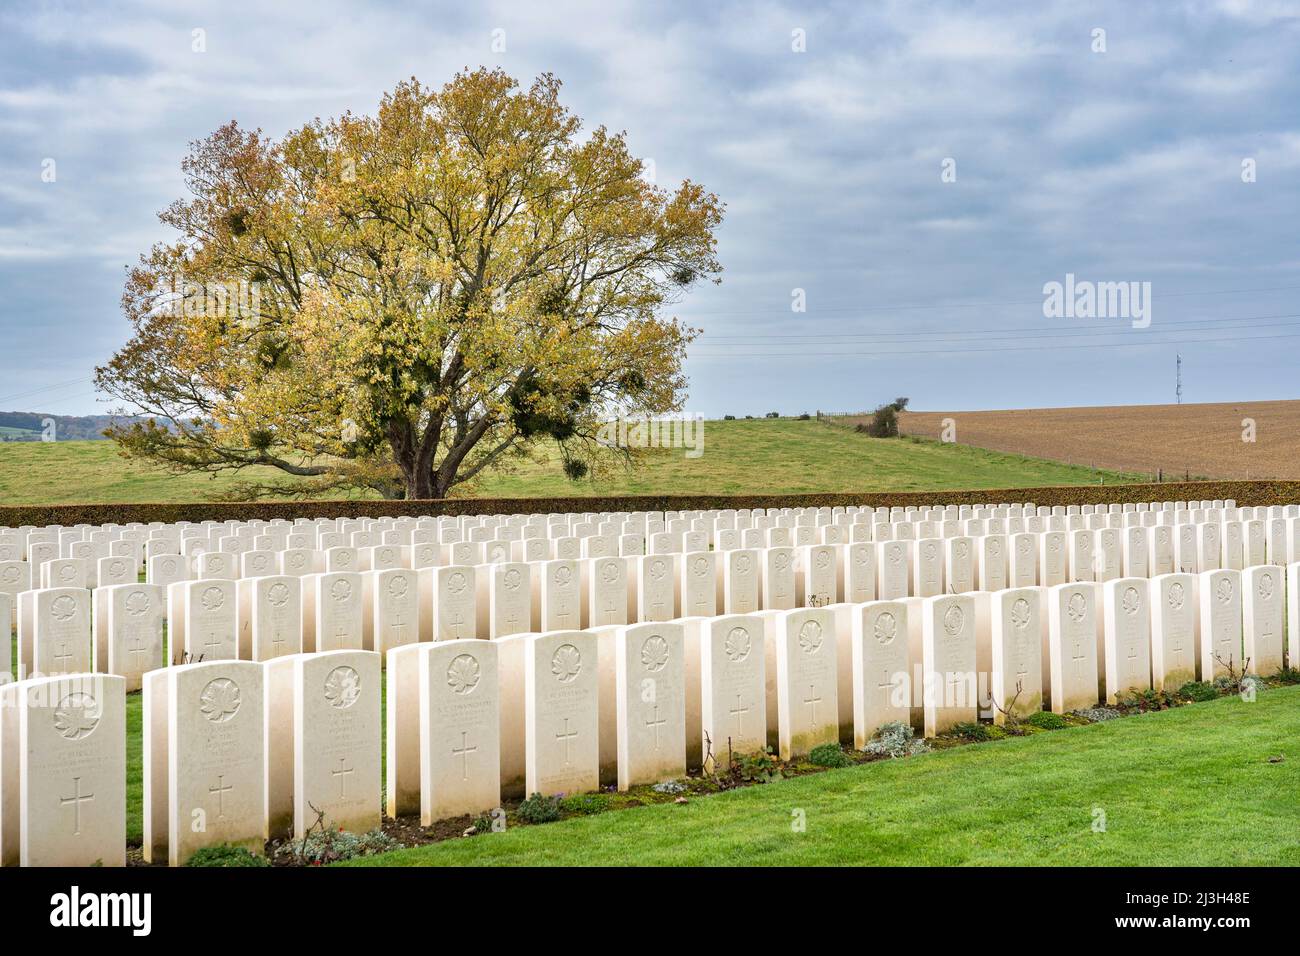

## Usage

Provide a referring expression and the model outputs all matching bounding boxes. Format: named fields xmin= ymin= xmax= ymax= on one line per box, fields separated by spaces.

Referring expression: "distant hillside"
xmin=0 ymin=411 xmax=156 ymax=442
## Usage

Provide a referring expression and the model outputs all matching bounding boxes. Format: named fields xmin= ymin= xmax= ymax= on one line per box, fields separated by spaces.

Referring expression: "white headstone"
xmin=615 ymin=622 xmax=686 ymax=790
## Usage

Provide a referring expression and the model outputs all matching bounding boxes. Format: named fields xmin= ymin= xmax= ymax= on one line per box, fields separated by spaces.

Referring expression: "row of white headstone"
xmin=2 ymin=506 xmax=1295 ymax=697
xmin=1 ymin=557 xmax=1292 ymax=867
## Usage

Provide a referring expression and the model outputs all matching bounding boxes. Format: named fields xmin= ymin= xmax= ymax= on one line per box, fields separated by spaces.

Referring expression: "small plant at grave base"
xmin=516 ymin=792 xmax=564 ymax=824
xmin=1073 ymin=707 xmax=1123 ymax=723
xmin=808 ymin=743 xmax=852 ymax=768
xmin=651 ymin=780 xmax=688 ymax=795
xmin=948 ymin=721 xmax=1003 ymax=742
xmin=1023 ymin=711 xmax=1069 ymax=730
xmin=1178 ymin=681 xmax=1220 ymax=703
xmin=560 ymin=793 xmax=611 ymax=816
xmin=278 ymin=805 xmax=402 ymax=865
xmin=1211 ymin=654 xmax=1253 ymax=696
xmin=1274 ymin=667 xmax=1300 ymax=686
xmin=186 ymin=844 xmax=270 ymax=867
xmin=1118 ymin=688 xmax=1176 ymax=712
xmin=734 ymin=747 xmax=781 ymax=783
xmin=865 ymin=721 xmax=929 ymax=758
xmin=468 ymin=813 xmax=495 ymax=835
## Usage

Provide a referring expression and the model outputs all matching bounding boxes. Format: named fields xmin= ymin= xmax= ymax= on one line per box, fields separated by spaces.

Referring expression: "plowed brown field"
xmin=843 ymin=400 xmax=1300 ymax=480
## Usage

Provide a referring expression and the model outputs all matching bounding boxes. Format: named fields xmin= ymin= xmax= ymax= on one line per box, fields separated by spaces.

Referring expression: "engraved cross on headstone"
xmin=209 ymin=774 xmax=233 ymax=818
xmin=332 ymin=757 xmax=354 ymax=799
xmin=60 ymin=776 xmax=94 ymax=835
xmin=645 ymin=705 xmax=666 ymax=751
xmin=803 ymin=684 xmax=822 ymax=725
xmin=555 ymin=717 xmax=579 ymax=766
xmin=452 ymin=730 xmax=477 ymax=781
xmin=729 ymin=693 xmax=748 ymax=736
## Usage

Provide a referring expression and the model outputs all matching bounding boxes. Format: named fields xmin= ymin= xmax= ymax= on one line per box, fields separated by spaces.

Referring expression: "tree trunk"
xmin=405 ymin=467 xmax=435 ymax=500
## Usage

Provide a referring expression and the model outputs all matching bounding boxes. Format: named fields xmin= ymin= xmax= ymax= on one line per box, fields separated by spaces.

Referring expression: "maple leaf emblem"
xmin=735 ymin=555 xmax=752 ymax=574
xmin=551 ymin=643 xmax=583 ymax=683
xmin=798 ymin=619 xmax=823 ymax=654
xmin=1010 ymin=598 xmax=1031 ymax=630
xmin=1258 ymin=574 xmax=1274 ymax=600
xmin=125 ymin=590 xmax=151 ymax=616
xmin=51 ymin=595 xmax=78 ymax=622
xmin=324 ymin=666 xmax=361 ymax=709
xmin=873 ymin=611 xmax=897 ymax=645
xmin=601 ymin=562 xmax=620 ymax=584
xmin=200 ymin=586 xmax=225 ymax=611
xmin=724 ymin=626 xmax=751 ymax=662
xmin=1216 ymin=578 xmax=1233 ymax=604
xmin=387 ymin=575 xmax=409 ymax=599
xmin=503 ymin=569 xmax=521 ymax=591
xmin=200 ymin=678 xmax=241 ymax=723
xmin=552 ymin=567 xmax=571 ymax=587
xmin=330 ymin=579 xmax=352 ymax=602
xmin=54 ymin=693 xmax=99 ymax=740
xmin=640 ymin=635 xmax=670 ymax=672
xmin=446 ymin=654 xmax=481 ymax=695
xmin=815 ymin=551 xmax=831 ymax=569
xmin=649 ymin=560 xmax=667 ymax=580
xmin=268 ymin=582 xmax=290 ymax=607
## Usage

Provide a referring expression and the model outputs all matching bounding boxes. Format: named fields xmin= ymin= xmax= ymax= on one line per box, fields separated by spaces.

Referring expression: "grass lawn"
xmin=0 ymin=419 xmax=1145 ymax=505
xmin=344 ymin=686 xmax=1300 ymax=867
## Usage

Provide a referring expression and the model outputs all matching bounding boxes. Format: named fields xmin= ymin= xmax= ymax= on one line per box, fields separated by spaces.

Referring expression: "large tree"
xmin=97 ymin=69 xmax=723 ymax=499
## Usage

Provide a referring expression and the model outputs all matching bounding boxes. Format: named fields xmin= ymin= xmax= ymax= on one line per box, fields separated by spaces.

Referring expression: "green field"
xmin=0 ymin=420 xmax=1145 ymax=505
xmin=347 ymin=687 xmax=1300 ymax=867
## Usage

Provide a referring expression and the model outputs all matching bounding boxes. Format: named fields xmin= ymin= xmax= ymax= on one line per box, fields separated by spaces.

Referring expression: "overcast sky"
xmin=2 ymin=0 xmax=1298 ymax=418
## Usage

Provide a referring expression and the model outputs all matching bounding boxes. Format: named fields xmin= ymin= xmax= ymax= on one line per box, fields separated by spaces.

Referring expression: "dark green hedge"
xmin=2 ymin=480 xmax=1296 ymax=526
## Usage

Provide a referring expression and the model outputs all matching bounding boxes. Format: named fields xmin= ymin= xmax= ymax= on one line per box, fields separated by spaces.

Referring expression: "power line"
xmin=679 ymin=283 xmax=1300 ymax=318
xmin=687 ymin=328 xmax=1300 ymax=359
xmin=695 ymin=312 xmax=1300 ymax=343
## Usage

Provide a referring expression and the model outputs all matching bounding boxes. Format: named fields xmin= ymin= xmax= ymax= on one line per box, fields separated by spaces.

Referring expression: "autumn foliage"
xmin=97 ymin=69 xmax=724 ymax=499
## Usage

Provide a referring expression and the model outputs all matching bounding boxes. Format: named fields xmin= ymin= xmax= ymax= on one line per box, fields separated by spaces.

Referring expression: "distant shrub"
xmin=765 ymin=411 xmax=780 ymax=419
xmin=723 ymin=414 xmax=736 ymax=420
xmin=861 ymin=397 xmax=909 ymax=438
xmin=796 ymin=413 xmax=811 ymax=421
xmin=808 ymin=743 xmax=852 ymax=768
xmin=186 ymin=844 xmax=269 ymax=867
xmin=1024 ymin=711 xmax=1068 ymax=730
xmin=865 ymin=721 xmax=929 ymax=758
xmin=516 ymin=792 xmax=563 ymax=824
